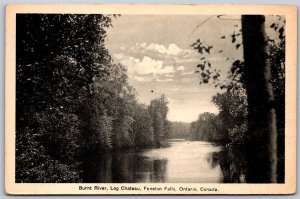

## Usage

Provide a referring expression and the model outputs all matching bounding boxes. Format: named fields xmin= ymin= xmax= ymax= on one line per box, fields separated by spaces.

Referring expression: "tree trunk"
xmin=241 ymin=15 xmax=277 ymax=183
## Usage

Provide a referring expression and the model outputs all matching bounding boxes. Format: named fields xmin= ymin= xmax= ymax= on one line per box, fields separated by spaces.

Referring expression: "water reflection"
xmin=209 ymin=146 xmax=247 ymax=183
xmin=83 ymin=151 xmax=167 ymax=183
xmin=82 ymin=140 xmax=247 ymax=183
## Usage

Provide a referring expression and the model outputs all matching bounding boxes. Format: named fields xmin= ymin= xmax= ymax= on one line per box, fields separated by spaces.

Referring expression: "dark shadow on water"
xmin=209 ymin=146 xmax=247 ymax=183
xmin=81 ymin=150 xmax=167 ymax=183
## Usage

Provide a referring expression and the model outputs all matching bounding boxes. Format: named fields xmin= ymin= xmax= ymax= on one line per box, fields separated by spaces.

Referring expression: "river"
xmin=83 ymin=139 xmax=246 ymax=183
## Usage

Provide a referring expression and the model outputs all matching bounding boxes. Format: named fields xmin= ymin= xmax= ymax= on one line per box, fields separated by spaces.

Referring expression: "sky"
xmin=105 ymin=15 xmax=280 ymax=122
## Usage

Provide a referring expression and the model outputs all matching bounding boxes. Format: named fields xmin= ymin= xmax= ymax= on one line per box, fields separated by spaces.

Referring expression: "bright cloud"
xmin=161 ymin=66 xmax=175 ymax=74
xmin=120 ymin=55 xmax=175 ymax=76
xmin=133 ymin=42 xmax=195 ymax=57
xmin=123 ymin=42 xmax=200 ymax=70
xmin=145 ymin=43 xmax=182 ymax=55
xmin=114 ymin=42 xmax=201 ymax=83
xmin=182 ymin=71 xmax=194 ymax=75
xmin=176 ymin=65 xmax=185 ymax=71
xmin=168 ymin=43 xmax=183 ymax=55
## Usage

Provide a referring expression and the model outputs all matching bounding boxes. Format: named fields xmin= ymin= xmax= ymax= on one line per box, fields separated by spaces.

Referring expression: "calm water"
xmin=83 ymin=140 xmax=246 ymax=183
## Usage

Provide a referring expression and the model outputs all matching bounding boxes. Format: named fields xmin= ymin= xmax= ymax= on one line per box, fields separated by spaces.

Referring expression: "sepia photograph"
xmin=5 ymin=4 xmax=297 ymax=195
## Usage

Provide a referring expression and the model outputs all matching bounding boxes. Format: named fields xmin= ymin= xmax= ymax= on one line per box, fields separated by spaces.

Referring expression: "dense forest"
xmin=16 ymin=14 xmax=170 ymax=183
xmin=168 ymin=122 xmax=190 ymax=139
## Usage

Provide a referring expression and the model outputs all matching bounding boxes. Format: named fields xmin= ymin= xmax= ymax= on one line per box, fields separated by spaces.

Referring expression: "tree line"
xmin=16 ymin=14 xmax=170 ymax=183
xmin=168 ymin=122 xmax=190 ymax=139
xmin=189 ymin=64 xmax=248 ymax=145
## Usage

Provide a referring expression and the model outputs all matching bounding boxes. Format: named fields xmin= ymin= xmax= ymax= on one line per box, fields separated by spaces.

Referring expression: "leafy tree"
xmin=80 ymin=97 xmax=113 ymax=153
xmin=148 ymin=95 xmax=169 ymax=147
xmin=110 ymin=87 xmax=137 ymax=149
xmin=16 ymin=14 xmax=175 ymax=183
xmin=189 ymin=112 xmax=227 ymax=143
xmin=16 ymin=14 xmax=113 ymax=182
xmin=212 ymin=81 xmax=248 ymax=144
xmin=163 ymin=121 xmax=172 ymax=139
xmin=169 ymin=122 xmax=190 ymax=139
xmin=192 ymin=15 xmax=285 ymax=182
xmin=132 ymin=104 xmax=154 ymax=148
xmin=86 ymin=63 xmax=133 ymax=150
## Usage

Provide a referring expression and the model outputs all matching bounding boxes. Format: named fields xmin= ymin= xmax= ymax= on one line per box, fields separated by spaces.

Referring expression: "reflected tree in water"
xmin=82 ymin=151 xmax=167 ymax=183
xmin=210 ymin=147 xmax=247 ymax=183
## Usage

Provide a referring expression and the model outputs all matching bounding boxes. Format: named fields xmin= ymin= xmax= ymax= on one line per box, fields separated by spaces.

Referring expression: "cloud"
xmin=182 ymin=50 xmax=196 ymax=58
xmin=174 ymin=57 xmax=199 ymax=64
xmin=133 ymin=42 xmax=196 ymax=58
xmin=182 ymin=71 xmax=194 ymax=75
xmin=114 ymin=42 xmax=202 ymax=83
xmin=121 ymin=42 xmax=200 ymax=70
xmin=161 ymin=66 xmax=175 ymax=74
xmin=176 ymin=65 xmax=185 ymax=71
xmin=165 ymin=74 xmax=175 ymax=77
xmin=156 ymin=78 xmax=174 ymax=82
xmin=166 ymin=43 xmax=183 ymax=55
xmin=144 ymin=43 xmax=182 ymax=55
xmin=120 ymin=55 xmax=175 ymax=76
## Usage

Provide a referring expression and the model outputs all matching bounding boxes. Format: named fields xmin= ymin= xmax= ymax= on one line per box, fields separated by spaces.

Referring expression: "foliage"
xmin=132 ymin=104 xmax=155 ymax=148
xmin=268 ymin=17 xmax=285 ymax=183
xmin=168 ymin=122 xmax=190 ymax=139
xmin=191 ymin=15 xmax=285 ymax=144
xmin=191 ymin=39 xmax=222 ymax=86
xmin=16 ymin=111 xmax=82 ymax=182
xmin=148 ymin=95 xmax=170 ymax=147
xmin=16 ymin=14 xmax=171 ymax=182
xmin=16 ymin=14 xmax=113 ymax=182
xmin=190 ymin=112 xmax=228 ymax=143
xmin=191 ymin=15 xmax=285 ymax=182
xmin=212 ymin=81 xmax=248 ymax=144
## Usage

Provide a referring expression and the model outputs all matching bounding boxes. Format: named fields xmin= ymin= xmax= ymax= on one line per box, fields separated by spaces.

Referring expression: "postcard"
xmin=5 ymin=4 xmax=297 ymax=195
